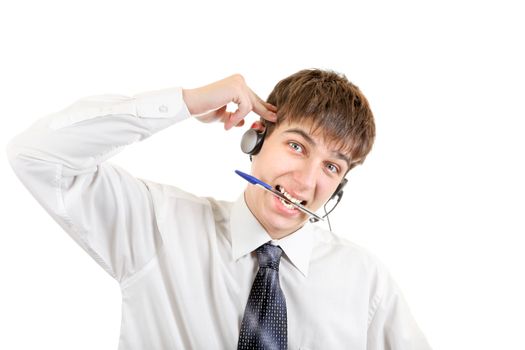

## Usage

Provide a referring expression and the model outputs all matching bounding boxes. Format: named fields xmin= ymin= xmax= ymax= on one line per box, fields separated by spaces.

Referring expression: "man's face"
xmin=244 ymin=121 xmax=351 ymax=239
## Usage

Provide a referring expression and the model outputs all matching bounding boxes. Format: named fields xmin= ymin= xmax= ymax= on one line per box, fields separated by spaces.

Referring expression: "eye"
xmin=326 ymin=163 xmax=340 ymax=174
xmin=288 ymin=142 xmax=303 ymax=153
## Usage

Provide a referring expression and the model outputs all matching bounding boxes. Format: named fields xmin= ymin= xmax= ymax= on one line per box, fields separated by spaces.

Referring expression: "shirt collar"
xmin=230 ymin=193 xmax=314 ymax=277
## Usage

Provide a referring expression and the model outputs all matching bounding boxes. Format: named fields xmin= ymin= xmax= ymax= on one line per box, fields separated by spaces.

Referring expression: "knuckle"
xmin=230 ymin=73 xmax=245 ymax=82
xmin=230 ymin=74 xmax=247 ymax=92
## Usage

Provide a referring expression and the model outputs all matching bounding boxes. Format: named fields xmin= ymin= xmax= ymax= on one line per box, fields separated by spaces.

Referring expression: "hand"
xmin=182 ymin=74 xmax=277 ymax=130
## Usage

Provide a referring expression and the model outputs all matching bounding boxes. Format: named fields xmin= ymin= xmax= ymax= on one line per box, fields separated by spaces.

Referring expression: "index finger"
xmin=250 ymin=90 xmax=277 ymax=122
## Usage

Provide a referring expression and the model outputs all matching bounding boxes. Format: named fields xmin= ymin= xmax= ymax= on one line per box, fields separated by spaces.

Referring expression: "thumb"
xmin=194 ymin=105 xmax=227 ymax=124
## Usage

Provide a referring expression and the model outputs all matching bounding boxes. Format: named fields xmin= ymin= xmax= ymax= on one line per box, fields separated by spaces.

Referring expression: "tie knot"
xmin=256 ymin=243 xmax=283 ymax=270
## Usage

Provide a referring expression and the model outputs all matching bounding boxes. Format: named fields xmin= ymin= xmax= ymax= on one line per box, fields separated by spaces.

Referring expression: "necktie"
xmin=238 ymin=243 xmax=288 ymax=350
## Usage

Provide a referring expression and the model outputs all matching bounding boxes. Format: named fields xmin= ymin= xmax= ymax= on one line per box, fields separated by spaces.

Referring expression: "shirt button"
xmin=159 ymin=105 xmax=168 ymax=113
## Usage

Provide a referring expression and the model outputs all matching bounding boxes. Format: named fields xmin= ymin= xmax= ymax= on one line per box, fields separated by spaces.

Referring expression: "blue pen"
xmin=235 ymin=170 xmax=324 ymax=222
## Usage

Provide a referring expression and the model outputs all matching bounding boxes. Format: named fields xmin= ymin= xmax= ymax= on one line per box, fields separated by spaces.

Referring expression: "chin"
xmin=247 ymin=189 xmax=309 ymax=237
xmin=263 ymin=218 xmax=302 ymax=238
xmin=262 ymin=196 xmax=309 ymax=236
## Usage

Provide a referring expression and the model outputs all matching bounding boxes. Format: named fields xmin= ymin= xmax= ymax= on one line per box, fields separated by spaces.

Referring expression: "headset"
xmin=240 ymin=127 xmax=348 ymax=226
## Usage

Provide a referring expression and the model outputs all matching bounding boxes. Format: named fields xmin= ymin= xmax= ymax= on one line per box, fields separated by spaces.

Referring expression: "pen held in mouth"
xmin=235 ymin=170 xmax=324 ymax=222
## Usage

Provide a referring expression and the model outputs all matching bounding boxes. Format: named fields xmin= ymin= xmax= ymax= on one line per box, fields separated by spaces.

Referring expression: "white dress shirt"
xmin=6 ymin=86 xmax=431 ymax=349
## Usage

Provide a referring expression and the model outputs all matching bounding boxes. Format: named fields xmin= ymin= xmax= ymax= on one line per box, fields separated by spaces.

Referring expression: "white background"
xmin=1 ymin=0 xmax=524 ymax=349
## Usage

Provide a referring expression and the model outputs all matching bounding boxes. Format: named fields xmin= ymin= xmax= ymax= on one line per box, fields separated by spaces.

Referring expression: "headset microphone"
xmin=309 ymin=178 xmax=347 ymax=225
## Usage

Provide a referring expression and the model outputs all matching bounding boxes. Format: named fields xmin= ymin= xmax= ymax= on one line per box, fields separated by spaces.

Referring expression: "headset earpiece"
xmin=241 ymin=127 xmax=267 ymax=156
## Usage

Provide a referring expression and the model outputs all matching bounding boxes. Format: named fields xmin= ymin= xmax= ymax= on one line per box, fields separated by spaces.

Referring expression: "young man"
xmin=7 ymin=69 xmax=431 ymax=349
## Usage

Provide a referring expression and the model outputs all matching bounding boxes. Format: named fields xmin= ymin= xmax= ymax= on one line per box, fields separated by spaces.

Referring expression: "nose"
xmin=292 ymin=159 xmax=318 ymax=192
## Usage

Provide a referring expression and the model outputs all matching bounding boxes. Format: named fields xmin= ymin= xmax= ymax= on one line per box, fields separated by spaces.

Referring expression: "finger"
xmin=252 ymin=100 xmax=277 ymax=123
xmin=234 ymin=119 xmax=245 ymax=127
xmin=250 ymin=90 xmax=277 ymax=122
xmin=265 ymin=102 xmax=277 ymax=113
xmin=195 ymin=105 xmax=227 ymax=123
xmin=252 ymin=92 xmax=276 ymax=112
xmin=250 ymin=120 xmax=265 ymax=131
xmin=225 ymin=97 xmax=252 ymax=130
xmin=224 ymin=108 xmax=247 ymax=130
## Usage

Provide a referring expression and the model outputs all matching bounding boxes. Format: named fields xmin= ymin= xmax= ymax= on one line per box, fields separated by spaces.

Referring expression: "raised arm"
xmin=6 ymin=87 xmax=191 ymax=283
xmin=6 ymin=76 xmax=276 ymax=283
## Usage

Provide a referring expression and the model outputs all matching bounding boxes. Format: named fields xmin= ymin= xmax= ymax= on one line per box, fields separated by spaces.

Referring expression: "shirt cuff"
xmin=134 ymin=86 xmax=191 ymax=122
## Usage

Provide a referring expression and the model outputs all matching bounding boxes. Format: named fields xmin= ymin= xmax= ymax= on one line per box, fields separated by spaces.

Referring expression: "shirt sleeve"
xmin=6 ymin=87 xmax=191 ymax=283
xmin=367 ymin=271 xmax=432 ymax=350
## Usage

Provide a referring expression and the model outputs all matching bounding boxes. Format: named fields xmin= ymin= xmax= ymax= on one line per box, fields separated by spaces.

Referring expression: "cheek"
xmin=251 ymin=147 xmax=291 ymax=180
xmin=315 ymin=181 xmax=339 ymax=203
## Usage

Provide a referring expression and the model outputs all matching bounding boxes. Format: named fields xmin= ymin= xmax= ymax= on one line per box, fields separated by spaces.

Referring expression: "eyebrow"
xmin=283 ymin=128 xmax=352 ymax=170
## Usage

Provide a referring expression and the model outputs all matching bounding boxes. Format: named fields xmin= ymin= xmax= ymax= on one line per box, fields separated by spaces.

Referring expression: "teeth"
xmin=279 ymin=198 xmax=295 ymax=210
xmin=284 ymin=191 xmax=301 ymax=205
xmin=276 ymin=185 xmax=303 ymax=206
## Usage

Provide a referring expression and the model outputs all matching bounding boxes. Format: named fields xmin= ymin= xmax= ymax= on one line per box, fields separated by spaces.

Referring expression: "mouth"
xmin=274 ymin=185 xmax=307 ymax=210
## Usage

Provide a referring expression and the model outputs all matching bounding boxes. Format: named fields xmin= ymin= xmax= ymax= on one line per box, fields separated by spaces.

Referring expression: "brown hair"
xmin=265 ymin=69 xmax=375 ymax=171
